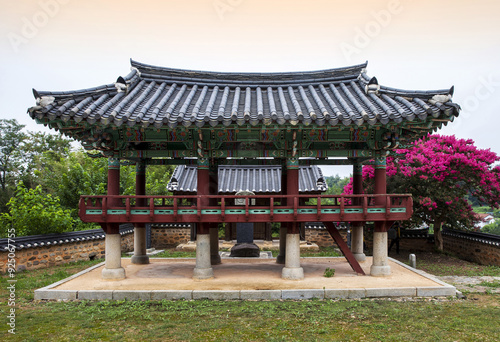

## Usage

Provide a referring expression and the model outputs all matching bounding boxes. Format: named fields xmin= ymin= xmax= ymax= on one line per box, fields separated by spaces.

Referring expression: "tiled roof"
xmin=0 ymin=224 xmax=133 ymax=251
xmin=167 ymin=165 xmax=327 ymax=193
xmin=29 ymin=59 xmax=459 ymax=130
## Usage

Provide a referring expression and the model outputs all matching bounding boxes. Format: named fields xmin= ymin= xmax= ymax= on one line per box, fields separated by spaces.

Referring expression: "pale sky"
xmin=1 ymin=0 xmax=499 ymax=177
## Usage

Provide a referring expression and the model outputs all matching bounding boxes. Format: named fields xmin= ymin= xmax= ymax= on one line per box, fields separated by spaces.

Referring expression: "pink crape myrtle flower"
xmin=343 ymin=134 xmax=500 ymax=236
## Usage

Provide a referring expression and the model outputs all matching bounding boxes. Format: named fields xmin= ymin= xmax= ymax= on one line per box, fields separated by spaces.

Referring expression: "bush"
xmin=482 ymin=222 xmax=500 ymax=236
xmin=0 ymin=182 xmax=74 ymax=237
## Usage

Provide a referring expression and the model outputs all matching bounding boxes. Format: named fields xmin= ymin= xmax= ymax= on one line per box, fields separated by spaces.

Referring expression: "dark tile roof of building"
xmin=29 ymin=59 xmax=459 ymax=130
xmin=167 ymin=165 xmax=327 ymax=193
xmin=0 ymin=224 xmax=133 ymax=251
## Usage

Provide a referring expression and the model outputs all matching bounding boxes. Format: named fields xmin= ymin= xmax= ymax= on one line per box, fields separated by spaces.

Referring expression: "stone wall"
xmin=151 ymin=228 xmax=191 ymax=248
xmin=305 ymin=228 xmax=347 ymax=247
xmin=443 ymin=233 xmax=500 ymax=266
xmin=399 ymin=237 xmax=434 ymax=252
xmin=0 ymin=232 xmax=133 ymax=273
xmin=306 ymin=227 xmax=499 ymax=266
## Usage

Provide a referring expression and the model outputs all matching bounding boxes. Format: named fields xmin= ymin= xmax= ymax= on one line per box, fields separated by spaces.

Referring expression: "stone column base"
xmin=282 ymin=266 xmax=304 ymax=280
xmin=193 ymin=267 xmax=214 ymax=279
xmin=102 ymin=267 xmax=126 ymax=280
xmin=370 ymin=265 xmax=391 ymax=277
xmin=131 ymin=255 xmax=150 ymax=264
xmin=353 ymin=253 xmax=366 ymax=262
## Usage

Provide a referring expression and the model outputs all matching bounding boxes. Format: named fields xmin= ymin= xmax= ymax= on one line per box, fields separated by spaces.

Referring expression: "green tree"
xmin=34 ymin=150 xmax=109 ymax=210
xmin=33 ymin=150 xmax=175 ymax=229
xmin=0 ymin=119 xmax=27 ymax=211
xmin=146 ymin=165 xmax=176 ymax=195
xmin=482 ymin=222 xmax=500 ymax=235
xmin=324 ymin=175 xmax=350 ymax=195
xmin=0 ymin=182 xmax=74 ymax=237
xmin=19 ymin=131 xmax=72 ymax=189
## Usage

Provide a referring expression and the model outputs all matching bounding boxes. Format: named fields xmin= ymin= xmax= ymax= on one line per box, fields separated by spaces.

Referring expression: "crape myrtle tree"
xmin=344 ymin=134 xmax=500 ymax=251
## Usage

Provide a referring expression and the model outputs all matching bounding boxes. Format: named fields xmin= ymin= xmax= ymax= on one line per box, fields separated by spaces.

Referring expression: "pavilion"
xmin=28 ymin=59 xmax=460 ymax=281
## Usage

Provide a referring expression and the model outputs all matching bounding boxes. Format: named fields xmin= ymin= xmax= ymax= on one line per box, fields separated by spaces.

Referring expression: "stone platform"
xmin=35 ymin=257 xmax=456 ymax=300
xmin=34 ymin=257 xmax=456 ymax=301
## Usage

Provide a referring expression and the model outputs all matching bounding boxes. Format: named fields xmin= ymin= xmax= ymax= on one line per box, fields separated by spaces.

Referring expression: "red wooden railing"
xmin=79 ymin=194 xmax=413 ymax=224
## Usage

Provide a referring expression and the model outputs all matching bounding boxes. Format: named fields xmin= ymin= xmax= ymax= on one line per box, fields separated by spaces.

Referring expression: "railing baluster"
xmin=245 ymin=197 xmax=249 ymax=221
xmin=363 ymin=196 xmax=368 ymax=220
xmin=270 ymin=197 xmax=274 ymax=221
xmin=102 ymin=197 xmax=107 ymax=222
xmin=293 ymin=196 xmax=298 ymax=221
xmin=221 ymin=196 xmax=225 ymax=221
xmin=79 ymin=198 xmax=86 ymax=219
xmin=173 ymin=197 xmax=178 ymax=222
xmin=386 ymin=195 xmax=390 ymax=219
xmin=316 ymin=196 xmax=321 ymax=220
xmin=197 ymin=197 xmax=201 ymax=222
xmin=149 ymin=198 xmax=154 ymax=222
xmin=125 ymin=198 xmax=131 ymax=221
xmin=340 ymin=196 xmax=344 ymax=221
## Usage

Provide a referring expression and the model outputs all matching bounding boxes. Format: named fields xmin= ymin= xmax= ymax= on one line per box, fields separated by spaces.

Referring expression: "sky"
xmin=1 ymin=0 xmax=500 ymax=177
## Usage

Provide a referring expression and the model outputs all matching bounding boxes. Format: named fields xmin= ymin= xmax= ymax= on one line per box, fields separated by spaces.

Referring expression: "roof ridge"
xmin=130 ymin=59 xmax=368 ymax=85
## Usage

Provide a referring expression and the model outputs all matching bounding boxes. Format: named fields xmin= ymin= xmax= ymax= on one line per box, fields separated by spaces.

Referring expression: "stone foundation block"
xmin=240 ymin=290 xmax=282 ymax=300
xmin=325 ymin=288 xmax=366 ymax=299
xmin=416 ymin=286 xmax=456 ymax=297
xmin=113 ymin=290 xmax=151 ymax=301
xmin=282 ymin=289 xmax=324 ymax=300
xmin=192 ymin=290 xmax=240 ymax=300
xmin=365 ymin=287 xmax=416 ymax=298
xmin=78 ymin=290 xmax=113 ymax=300
xmin=151 ymin=290 xmax=193 ymax=300
xmin=34 ymin=289 xmax=77 ymax=301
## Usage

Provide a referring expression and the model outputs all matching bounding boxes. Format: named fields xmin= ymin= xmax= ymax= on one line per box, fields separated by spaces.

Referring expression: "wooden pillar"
xmin=351 ymin=162 xmax=366 ymax=262
xmin=282 ymin=158 xmax=304 ymax=280
xmin=132 ymin=160 xmax=149 ymax=265
xmin=193 ymin=158 xmax=214 ymax=279
xmin=102 ymin=158 xmax=125 ymax=280
xmin=371 ymin=155 xmax=391 ymax=276
xmin=107 ymin=157 xmax=121 ymax=207
xmin=276 ymin=166 xmax=287 ymax=264
xmin=224 ymin=223 xmax=231 ymax=242
xmin=286 ymin=164 xmax=300 ymax=235
xmin=209 ymin=166 xmax=221 ymax=265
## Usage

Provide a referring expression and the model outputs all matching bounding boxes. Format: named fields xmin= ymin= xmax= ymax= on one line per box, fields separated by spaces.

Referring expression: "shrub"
xmin=323 ymin=267 xmax=335 ymax=277
xmin=0 ymin=182 xmax=74 ymax=237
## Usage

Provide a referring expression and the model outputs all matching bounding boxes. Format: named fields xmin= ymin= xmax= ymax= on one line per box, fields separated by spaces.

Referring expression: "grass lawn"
xmin=1 ymin=250 xmax=499 ymax=341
